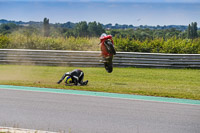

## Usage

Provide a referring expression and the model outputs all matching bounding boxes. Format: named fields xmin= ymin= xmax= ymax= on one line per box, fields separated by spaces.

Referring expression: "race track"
xmin=0 ymin=86 xmax=200 ymax=133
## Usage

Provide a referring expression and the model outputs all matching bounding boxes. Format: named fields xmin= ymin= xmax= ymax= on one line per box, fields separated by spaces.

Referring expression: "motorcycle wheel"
xmin=104 ymin=62 xmax=113 ymax=73
xmin=104 ymin=57 xmax=113 ymax=73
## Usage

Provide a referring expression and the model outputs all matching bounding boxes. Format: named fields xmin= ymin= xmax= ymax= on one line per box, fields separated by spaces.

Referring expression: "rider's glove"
xmin=57 ymin=80 xmax=62 ymax=84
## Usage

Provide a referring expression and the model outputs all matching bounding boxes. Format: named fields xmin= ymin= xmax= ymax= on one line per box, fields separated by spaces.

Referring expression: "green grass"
xmin=0 ymin=64 xmax=200 ymax=100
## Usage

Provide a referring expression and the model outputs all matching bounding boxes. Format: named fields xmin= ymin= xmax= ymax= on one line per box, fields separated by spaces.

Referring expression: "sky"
xmin=0 ymin=0 xmax=200 ymax=26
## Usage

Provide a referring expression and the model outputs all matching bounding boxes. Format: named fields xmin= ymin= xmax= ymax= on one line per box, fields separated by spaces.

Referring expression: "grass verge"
xmin=0 ymin=65 xmax=200 ymax=100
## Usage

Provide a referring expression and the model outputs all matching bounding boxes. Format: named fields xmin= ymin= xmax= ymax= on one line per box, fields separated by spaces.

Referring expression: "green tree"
xmin=64 ymin=29 xmax=75 ymax=37
xmin=88 ymin=21 xmax=105 ymax=37
xmin=0 ymin=23 xmax=18 ymax=34
xmin=74 ymin=21 xmax=88 ymax=37
xmin=193 ymin=22 xmax=198 ymax=38
xmin=43 ymin=18 xmax=50 ymax=37
xmin=187 ymin=24 xmax=191 ymax=39
xmin=198 ymin=30 xmax=200 ymax=37
xmin=88 ymin=21 xmax=98 ymax=37
xmin=97 ymin=22 xmax=105 ymax=36
xmin=188 ymin=22 xmax=198 ymax=39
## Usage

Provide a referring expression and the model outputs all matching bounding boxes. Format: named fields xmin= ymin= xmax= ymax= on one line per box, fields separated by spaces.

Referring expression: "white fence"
xmin=0 ymin=49 xmax=200 ymax=68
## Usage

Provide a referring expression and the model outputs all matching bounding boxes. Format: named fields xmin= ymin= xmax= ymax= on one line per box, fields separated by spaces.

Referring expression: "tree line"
xmin=0 ymin=18 xmax=200 ymax=53
xmin=1 ymin=19 xmax=192 ymax=31
xmin=1 ymin=18 xmax=199 ymax=40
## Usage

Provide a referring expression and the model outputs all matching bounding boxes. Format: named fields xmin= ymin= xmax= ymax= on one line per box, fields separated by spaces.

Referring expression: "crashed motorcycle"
xmin=99 ymin=33 xmax=116 ymax=73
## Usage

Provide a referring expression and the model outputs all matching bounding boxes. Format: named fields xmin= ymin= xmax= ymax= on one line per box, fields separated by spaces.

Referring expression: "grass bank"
xmin=0 ymin=65 xmax=199 ymax=100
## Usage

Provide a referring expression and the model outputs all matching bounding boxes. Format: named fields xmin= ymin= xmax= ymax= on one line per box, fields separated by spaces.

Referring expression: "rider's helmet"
xmin=100 ymin=33 xmax=112 ymax=41
xmin=100 ymin=33 xmax=107 ymax=40
xmin=65 ymin=76 xmax=72 ymax=84
xmin=100 ymin=33 xmax=107 ymax=38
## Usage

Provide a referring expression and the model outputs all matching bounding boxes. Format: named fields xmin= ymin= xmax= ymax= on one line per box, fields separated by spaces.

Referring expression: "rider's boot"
xmin=82 ymin=80 xmax=88 ymax=85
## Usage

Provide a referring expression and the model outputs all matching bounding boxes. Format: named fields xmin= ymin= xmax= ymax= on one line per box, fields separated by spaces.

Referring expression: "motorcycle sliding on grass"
xmin=99 ymin=33 xmax=116 ymax=73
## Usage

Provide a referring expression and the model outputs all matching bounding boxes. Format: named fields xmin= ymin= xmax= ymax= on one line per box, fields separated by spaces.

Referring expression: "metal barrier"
xmin=0 ymin=49 xmax=200 ymax=68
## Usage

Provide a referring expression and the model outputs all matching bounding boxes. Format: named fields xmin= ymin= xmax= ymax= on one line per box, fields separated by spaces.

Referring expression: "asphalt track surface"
xmin=0 ymin=86 xmax=200 ymax=133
